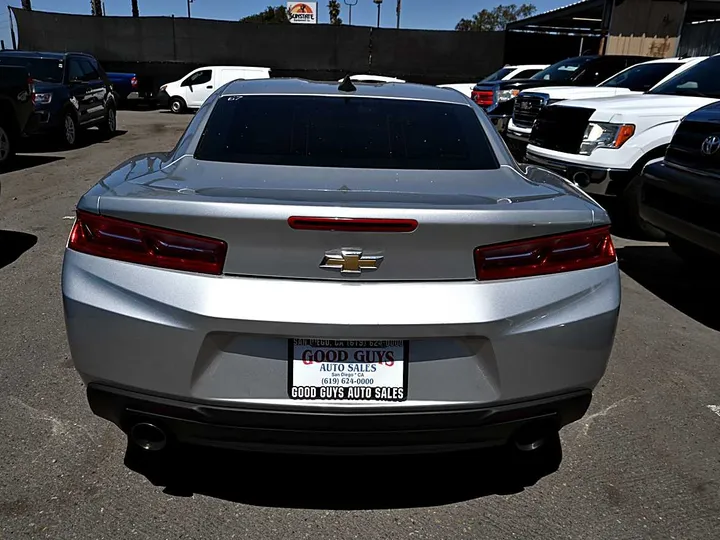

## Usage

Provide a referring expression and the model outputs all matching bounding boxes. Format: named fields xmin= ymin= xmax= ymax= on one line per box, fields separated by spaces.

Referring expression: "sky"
xmin=0 ymin=0 xmax=569 ymax=48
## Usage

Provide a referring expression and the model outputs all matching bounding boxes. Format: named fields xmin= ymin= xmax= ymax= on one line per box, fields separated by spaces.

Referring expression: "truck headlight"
xmin=34 ymin=93 xmax=52 ymax=105
xmin=496 ymin=89 xmax=519 ymax=103
xmin=579 ymin=122 xmax=635 ymax=155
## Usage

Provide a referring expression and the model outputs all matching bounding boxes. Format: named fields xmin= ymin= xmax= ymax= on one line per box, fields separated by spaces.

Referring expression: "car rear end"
xmin=471 ymin=82 xmax=519 ymax=133
xmin=63 ymin=81 xmax=621 ymax=454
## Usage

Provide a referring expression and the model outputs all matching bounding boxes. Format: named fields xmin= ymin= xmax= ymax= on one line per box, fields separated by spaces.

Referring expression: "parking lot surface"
xmin=1 ymin=111 xmax=719 ymax=539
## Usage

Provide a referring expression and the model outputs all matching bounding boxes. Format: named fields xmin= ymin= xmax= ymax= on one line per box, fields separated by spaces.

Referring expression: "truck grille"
xmin=665 ymin=119 xmax=720 ymax=177
xmin=513 ymin=95 xmax=546 ymax=129
xmin=529 ymin=106 xmax=595 ymax=154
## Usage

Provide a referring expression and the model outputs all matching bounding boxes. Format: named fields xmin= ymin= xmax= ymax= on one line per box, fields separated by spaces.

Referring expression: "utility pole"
xmin=187 ymin=0 xmax=193 ymax=18
xmin=374 ymin=0 xmax=382 ymax=28
xmin=396 ymin=0 xmax=401 ymax=28
xmin=8 ymin=7 xmax=16 ymax=49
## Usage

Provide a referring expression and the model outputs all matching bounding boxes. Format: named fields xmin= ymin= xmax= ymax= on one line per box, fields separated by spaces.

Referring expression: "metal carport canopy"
xmin=506 ymin=0 xmax=607 ymax=35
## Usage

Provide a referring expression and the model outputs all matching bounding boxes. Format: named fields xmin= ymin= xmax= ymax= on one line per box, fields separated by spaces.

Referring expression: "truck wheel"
xmin=0 ymin=122 xmax=17 ymax=170
xmin=60 ymin=111 xmax=79 ymax=147
xmin=619 ymin=176 xmax=666 ymax=241
xmin=99 ymin=106 xmax=117 ymax=137
xmin=169 ymin=97 xmax=186 ymax=114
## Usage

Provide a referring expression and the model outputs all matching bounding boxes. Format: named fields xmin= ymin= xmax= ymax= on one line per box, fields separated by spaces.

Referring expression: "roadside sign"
xmin=287 ymin=2 xmax=318 ymax=24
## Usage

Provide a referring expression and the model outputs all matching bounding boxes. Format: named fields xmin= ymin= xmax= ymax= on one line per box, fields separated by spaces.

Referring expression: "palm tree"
xmin=328 ymin=0 xmax=342 ymax=25
xmin=131 ymin=0 xmax=139 ymax=17
xmin=91 ymin=0 xmax=103 ymax=16
xmin=21 ymin=0 xmax=32 ymax=9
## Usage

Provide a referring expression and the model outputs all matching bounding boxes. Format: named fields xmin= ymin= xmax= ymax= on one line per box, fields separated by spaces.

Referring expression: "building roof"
xmin=506 ymin=0 xmax=607 ymax=35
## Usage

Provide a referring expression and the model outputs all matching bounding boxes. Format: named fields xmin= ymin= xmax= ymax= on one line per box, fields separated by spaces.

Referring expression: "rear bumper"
xmin=525 ymin=150 xmax=632 ymax=196
xmin=63 ymin=248 xmax=619 ymax=414
xmin=88 ymin=383 xmax=592 ymax=453
xmin=640 ymin=161 xmax=720 ymax=255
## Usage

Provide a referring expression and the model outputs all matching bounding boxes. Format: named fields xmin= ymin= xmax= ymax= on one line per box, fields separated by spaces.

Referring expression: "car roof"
xmin=0 ymin=50 xmax=86 ymax=59
xmin=221 ymin=78 xmax=470 ymax=105
xmin=638 ymin=56 xmax=706 ymax=64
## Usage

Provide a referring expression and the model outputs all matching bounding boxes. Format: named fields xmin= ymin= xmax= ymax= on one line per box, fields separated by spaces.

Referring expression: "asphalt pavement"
xmin=1 ymin=111 xmax=719 ymax=539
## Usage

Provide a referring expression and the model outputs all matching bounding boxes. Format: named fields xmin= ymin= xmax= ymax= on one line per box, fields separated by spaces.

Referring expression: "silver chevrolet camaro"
xmin=62 ymin=78 xmax=620 ymax=456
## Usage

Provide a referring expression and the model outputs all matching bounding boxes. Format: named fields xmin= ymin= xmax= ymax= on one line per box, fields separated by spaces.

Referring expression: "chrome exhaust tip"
xmin=130 ymin=422 xmax=167 ymax=452
xmin=513 ymin=422 xmax=555 ymax=453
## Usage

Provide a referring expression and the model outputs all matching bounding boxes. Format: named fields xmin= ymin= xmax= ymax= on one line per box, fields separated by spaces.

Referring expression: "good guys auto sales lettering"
xmin=291 ymin=386 xmax=405 ymax=401
xmin=301 ymin=348 xmax=395 ymax=366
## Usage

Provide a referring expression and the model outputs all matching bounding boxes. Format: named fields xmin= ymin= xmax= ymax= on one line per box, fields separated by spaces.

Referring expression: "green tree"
xmin=21 ymin=0 xmax=32 ymax=9
xmin=328 ymin=0 xmax=342 ymax=25
xmin=456 ymin=3 xmax=536 ymax=31
xmin=90 ymin=0 xmax=103 ymax=16
xmin=131 ymin=0 xmax=139 ymax=17
xmin=240 ymin=5 xmax=290 ymax=24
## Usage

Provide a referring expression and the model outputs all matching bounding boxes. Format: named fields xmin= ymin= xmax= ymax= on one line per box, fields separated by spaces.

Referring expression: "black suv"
xmin=0 ymin=51 xmax=117 ymax=147
xmin=472 ymin=55 xmax=650 ymax=134
xmin=640 ymin=101 xmax=720 ymax=265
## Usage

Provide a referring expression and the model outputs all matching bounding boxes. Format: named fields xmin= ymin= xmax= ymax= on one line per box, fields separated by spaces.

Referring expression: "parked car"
xmin=160 ymin=66 xmax=271 ymax=113
xmin=472 ymin=55 xmax=650 ymax=134
xmin=439 ymin=64 xmax=548 ymax=97
xmin=525 ymin=54 xmax=720 ymax=239
xmin=640 ymin=101 xmax=720 ymax=263
xmin=506 ymin=57 xmax=707 ymax=156
xmin=341 ymin=75 xmax=406 ymax=84
xmin=107 ymin=72 xmax=139 ymax=105
xmin=0 ymin=51 xmax=117 ymax=147
xmin=62 ymin=78 xmax=620 ymax=458
xmin=0 ymin=65 xmax=35 ymax=170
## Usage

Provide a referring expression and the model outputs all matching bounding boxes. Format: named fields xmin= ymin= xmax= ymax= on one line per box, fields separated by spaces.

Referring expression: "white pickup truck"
xmin=525 ymin=54 xmax=719 ymax=239
xmin=507 ymin=57 xmax=706 ymax=145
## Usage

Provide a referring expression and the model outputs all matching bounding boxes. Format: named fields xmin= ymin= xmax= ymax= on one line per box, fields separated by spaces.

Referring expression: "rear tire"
xmin=59 ymin=110 xmax=79 ymax=148
xmin=99 ymin=106 xmax=117 ymax=138
xmin=169 ymin=97 xmax=186 ymax=114
xmin=0 ymin=121 xmax=17 ymax=170
xmin=618 ymin=176 xmax=666 ymax=241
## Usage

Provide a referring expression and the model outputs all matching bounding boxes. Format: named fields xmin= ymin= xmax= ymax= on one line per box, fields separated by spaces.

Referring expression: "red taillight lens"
xmin=68 ymin=211 xmax=227 ymax=275
xmin=288 ymin=216 xmax=418 ymax=232
xmin=131 ymin=76 xmax=138 ymax=88
xmin=474 ymin=227 xmax=616 ymax=281
xmin=471 ymin=90 xmax=494 ymax=107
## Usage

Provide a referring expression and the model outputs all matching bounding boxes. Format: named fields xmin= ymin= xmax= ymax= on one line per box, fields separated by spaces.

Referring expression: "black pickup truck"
xmin=471 ymin=55 xmax=650 ymax=134
xmin=0 ymin=64 xmax=34 ymax=170
xmin=640 ymin=101 xmax=720 ymax=266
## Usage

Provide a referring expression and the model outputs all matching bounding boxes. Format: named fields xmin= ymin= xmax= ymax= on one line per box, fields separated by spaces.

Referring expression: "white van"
xmin=161 ymin=66 xmax=271 ymax=113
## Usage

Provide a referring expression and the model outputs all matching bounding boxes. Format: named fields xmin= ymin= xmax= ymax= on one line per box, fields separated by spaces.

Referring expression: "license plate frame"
xmin=287 ymin=339 xmax=409 ymax=402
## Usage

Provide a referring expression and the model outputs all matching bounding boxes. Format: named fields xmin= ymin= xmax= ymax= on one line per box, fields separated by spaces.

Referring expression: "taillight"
xmin=471 ymin=90 xmax=494 ymax=107
xmin=68 ymin=211 xmax=227 ymax=275
xmin=474 ymin=227 xmax=615 ymax=281
xmin=131 ymin=76 xmax=138 ymax=88
xmin=288 ymin=216 xmax=418 ymax=232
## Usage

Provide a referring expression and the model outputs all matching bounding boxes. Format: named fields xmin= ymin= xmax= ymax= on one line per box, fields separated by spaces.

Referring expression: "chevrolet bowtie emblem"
xmin=320 ymin=248 xmax=384 ymax=274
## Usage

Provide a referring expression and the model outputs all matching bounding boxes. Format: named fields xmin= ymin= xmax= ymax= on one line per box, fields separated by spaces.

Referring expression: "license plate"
xmin=288 ymin=339 xmax=407 ymax=402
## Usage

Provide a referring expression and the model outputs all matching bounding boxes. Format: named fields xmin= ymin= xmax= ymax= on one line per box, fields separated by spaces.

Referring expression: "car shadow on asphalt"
xmin=617 ymin=245 xmax=720 ymax=330
xmin=1 ymin=155 xmax=64 ymax=174
xmin=18 ymin=130 xmax=128 ymax=154
xmin=0 ymin=231 xmax=38 ymax=270
xmin=124 ymin=436 xmax=563 ymax=509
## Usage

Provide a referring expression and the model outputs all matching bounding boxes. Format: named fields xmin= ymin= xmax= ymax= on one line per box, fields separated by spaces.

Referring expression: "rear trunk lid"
xmin=84 ymin=157 xmax=599 ymax=281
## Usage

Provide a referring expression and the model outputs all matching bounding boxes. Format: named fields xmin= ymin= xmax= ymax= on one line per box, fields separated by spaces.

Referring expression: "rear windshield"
xmin=600 ymin=62 xmax=682 ymax=91
xmin=0 ymin=57 xmax=64 ymax=83
xmin=195 ymin=95 xmax=498 ymax=170
xmin=531 ymin=57 xmax=589 ymax=81
xmin=480 ymin=67 xmax=514 ymax=82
